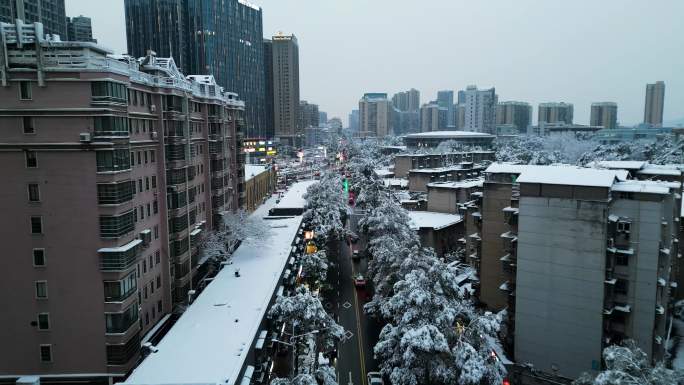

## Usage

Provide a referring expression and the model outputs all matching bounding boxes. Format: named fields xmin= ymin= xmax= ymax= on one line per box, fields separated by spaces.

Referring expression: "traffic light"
xmin=343 ymin=178 xmax=349 ymax=192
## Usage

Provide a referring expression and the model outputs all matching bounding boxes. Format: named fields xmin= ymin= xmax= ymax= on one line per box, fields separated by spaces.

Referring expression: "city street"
xmin=324 ymin=208 xmax=383 ymax=385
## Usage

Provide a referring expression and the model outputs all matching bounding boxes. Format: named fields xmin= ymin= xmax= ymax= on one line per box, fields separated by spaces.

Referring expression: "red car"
xmin=354 ymin=275 xmax=366 ymax=288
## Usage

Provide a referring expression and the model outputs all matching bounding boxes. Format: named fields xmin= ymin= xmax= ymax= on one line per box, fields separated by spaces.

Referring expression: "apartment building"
xmin=408 ymin=163 xmax=487 ymax=193
xmin=394 ymin=151 xmax=495 ymax=178
xmin=426 ymin=179 xmax=483 ymax=214
xmin=0 ymin=22 xmax=244 ymax=382
xmin=475 ymin=163 xmax=681 ymax=379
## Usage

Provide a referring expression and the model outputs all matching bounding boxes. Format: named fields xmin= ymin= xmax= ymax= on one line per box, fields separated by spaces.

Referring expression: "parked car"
xmin=367 ymin=372 xmax=384 ymax=385
xmin=352 ymin=250 xmax=360 ymax=260
xmin=354 ymin=274 xmax=366 ymax=288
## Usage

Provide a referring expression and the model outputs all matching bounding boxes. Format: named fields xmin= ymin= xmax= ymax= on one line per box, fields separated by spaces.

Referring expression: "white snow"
xmin=590 ymin=160 xmax=647 ymax=170
xmin=98 ymin=239 xmax=142 ymax=253
xmin=374 ymin=168 xmax=394 ymax=178
xmin=426 ymin=179 xmax=483 ymax=189
xmin=404 ymin=130 xmax=494 ymax=139
xmin=124 ymin=185 xmax=307 ymax=385
xmin=245 ymin=164 xmax=269 ymax=181
xmin=274 ymin=180 xmax=317 ymax=211
xmin=515 ymin=166 xmax=627 ymax=187
xmin=383 ymin=178 xmax=408 ymax=188
xmin=408 ymin=211 xmax=462 ymax=230
xmin=612 ymin=180 xmax=671 ymax=195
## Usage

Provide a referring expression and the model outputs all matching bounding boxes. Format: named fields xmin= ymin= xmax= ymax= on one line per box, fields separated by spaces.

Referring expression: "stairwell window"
xmin=37 ymin=313 xmax=50 ymax=330
xmin=39 ymin=345 xmax=52 ymax=363
xmin=23 ymin=117 xmax=35 ymax=134
xmin=25 ymin=151 xmax=37 ymax=168
xmin=19 ymin=81 xmax=32 ymax=100
xmin=35 ymin=281 xmax=48 ymax=299
xmin=30 ymin=216 xmax=43 ymax=234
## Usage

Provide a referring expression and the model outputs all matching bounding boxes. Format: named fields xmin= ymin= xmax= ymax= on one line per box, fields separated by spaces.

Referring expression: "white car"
xmin=367 ymin=372 xmax=384 ymax=385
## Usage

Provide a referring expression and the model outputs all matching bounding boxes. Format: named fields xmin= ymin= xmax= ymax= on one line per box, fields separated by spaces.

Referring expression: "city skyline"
xmin=66 ymin=0 xmax=684 ymax=127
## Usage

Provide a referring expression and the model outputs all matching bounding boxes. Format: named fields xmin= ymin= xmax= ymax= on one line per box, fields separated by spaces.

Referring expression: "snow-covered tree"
xmin=374 ymin=249 xmax=507 ymax=385
xmin=270 ymin=365 xmax=339 ymax=385
xmin=299 ymin=250 xmax=329 ymax=284
xmin=577 ymin=135 xmax=684 ymax=166
xmin=573 ymin=340 xmax=683 ymax=385
xmin=268 ymin=287 xmax=345 ymax=352
xmin=303 ymin=172 xmax=348 ymax=244
xmin=314 ymin=365 xmax=339 ymax=385
xmin=202 ymin=210 xmax=271 ymax=266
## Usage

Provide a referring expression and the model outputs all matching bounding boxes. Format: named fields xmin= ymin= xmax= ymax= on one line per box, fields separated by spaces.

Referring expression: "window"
xmin=148 ymin=255 xmax=153 ymax=268
xmin=150 ymin=150 xmax=156 ymax=163
xmin=99 ymin=210 xmax=135 ymax=238
xmin=143 ymin=260 xmax=147 ymax=274
xmin=37 ymin=313 xmax=50 ymax=330
xmin=615 ymin=279 xmax=629 ymax=295
xmin=150 ymin=281 xmax=154 ymax=294
xmin=155 ymin=250 xmax=160 ymax=264
xmin=33 ymin=249 xmax=46 ymax=266
xmin=138 ymin=179 xmax=143 ymax=193
xmin=617 ymin=221 xmax=631 ymax=233
xmin=23 ymin=116 xmax=35 ymax=134
xmin=94 ymin=116 xmax=129 ymax=137
xmin=106 ymin=332 xmax=140 ymax=365
xmin=92 ymin=81 xmax=127 ymax=103
xmin=146 ymin=203 xmax=151 ymax=217
xmin=156 ymin=275 xmax=161 ymax=289
xmin=30 ymin=216 xmax=42 ymax=234
xmin=105 ymin=303 xmax=139 ymax=334
xmin=104 ymin=272 xmax=137 ymax=302
xmin=154 ymin=225 xmax=159 ymax=240
xmin=28 ymin=183 xmax=40 ymax=202
xmin=25 ymin=151 xmax=37 ymax=168
xmin=39 ymin=345 xmax=52 ymax=363
xmin=157 ymin=300 xmax=162 ymax=313
xmin=140 ymin=92 xmax=146 ymax=106
xmin=144 ymin=151 xmax=148 ymax=163
xmin=96 ymin=149 xmax=131 ymax=172
xmin=97 ymin=181 xmax=135 ymax=205
xmin=35 ymin=281 xmax=48 ymax=299
xmin=152 ymin=306 xmax=156 ymax=319
xmin=143 ymin=286 xmax=148 ymax=299
xmin=145 ymin=177 xmax=150 ymax=191
xmin=616 ymin=254 xmax=629 ymax=266
xmin=139 ymin=205 xmax=144 ymax=220
xmin=151 ymin=176 xmax=157 ymax=189
xmin=20 ymin=81 xmax=32 ymax=100
xmin=137 ymin=151 xmax=141 ymax=165
xmin=130 ymin=151 xmax=135 ymax=166
xmin=145 ymin=312 xmax=149 ymax=325
xmin=153 ymin=200 xmax=158 ymax=214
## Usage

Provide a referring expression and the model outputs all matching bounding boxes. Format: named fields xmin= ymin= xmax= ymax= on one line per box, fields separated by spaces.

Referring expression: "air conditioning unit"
xmin=80 ymin=132 xmax=91 ymax=142
xmin=150 ymin=104 xmax=157 ymax=112
xmin=150 ymin=131 xmax=158 ymax=140
xmin=139 ymin=229 xmax=152 ymax=246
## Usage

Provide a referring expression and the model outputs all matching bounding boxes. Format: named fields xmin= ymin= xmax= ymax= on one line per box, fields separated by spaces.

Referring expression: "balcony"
xmin=501 ymin=231 xmax=518 ymax=252
xmin=501 ymin=254 xmax=516 ymax=274
xmin=99 ymin=239 xmax=142 ymax=271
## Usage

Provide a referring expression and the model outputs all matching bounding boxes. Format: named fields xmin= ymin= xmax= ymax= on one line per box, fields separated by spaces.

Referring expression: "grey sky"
xmin=66 ymin=0 xmax=684 ymax=126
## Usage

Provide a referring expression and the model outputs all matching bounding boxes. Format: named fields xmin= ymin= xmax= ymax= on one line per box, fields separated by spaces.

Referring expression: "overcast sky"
xmin=66 ymin=0 xmax=684 ymax=126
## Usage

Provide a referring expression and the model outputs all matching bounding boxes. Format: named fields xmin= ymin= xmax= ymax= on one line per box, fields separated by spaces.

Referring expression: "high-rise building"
xmin=124 ymin=0 xmax=266 ymax=137
xmin=538 ymin=102 xmax=574 ymax=126
xmin=298 ymin=100 xmax=319 ymax=129
xmin=359 ymin=93 xmax=391 ymax=138
xmin=496 ymin=101 xmax=532 ymax=133
xmin=319 ymin=111 xmax=328 ymax=126
xmin=349 ymin=109 xmax=360 ymax=131
xmin=392 ymin=88 xmax=420 ymax=112
xmin=66 ymin=15 xmax=96 ymax=43
xmin=0 ymin=22 xmax=244 ymax=381
xmin=271 ymin=33 xmax=300 ymax=146
xmin=590 ymin=102 xmax=618 ymax=129
xmin=0 ymin=0 xmax=66 ymax=37
xmin=452 ymin=104 xmax=465 ymax=130
xmin=462 ymin=85 xmax=497 ymax=134
xmin=437 ymin=90 xmax=454 ymax=127
xmin=644 ymin=81 xmax=665 ymax=127
xmin=420 ymin=103 xmax=447 ymax=132
xmin=263 ymin=39 xmax=274 ymax=138
xmin=457 ymin=90 xmax=466 ymax=104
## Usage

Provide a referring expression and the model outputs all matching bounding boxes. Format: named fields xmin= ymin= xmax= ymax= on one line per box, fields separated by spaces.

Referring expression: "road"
xmin=325 ymin=208 xmax=383 ymax=385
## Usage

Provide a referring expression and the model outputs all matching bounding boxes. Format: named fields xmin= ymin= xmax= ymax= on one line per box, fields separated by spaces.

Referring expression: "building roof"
xmin=374 ymin=168 xmax=394 ymax=177
xmin=516 ymin=167 xmax=627 ymax=188
xmin=589 ymin=161 xmax=648 ymax=170
xmin=427 ymin=179 xmax=484 ymax=190
xmin=612 ymin=180 xmax=673 ymax=195
xmin=409 ymin=164 xmax=483 ymax=174
xmin=408 ymin=211 xmax=463 ymax=230
xmin=124 ymin=185 xmax=307 ymax=385
xmin=273 ymin=180 xmax=317 ymax=211
xmin=637 ymin=164 xmax=683 ymax=177
xmin=245 ymin=164 xmax=269 ymax=181
xmin=383 ymin=178 xmax=409 ymax=188
xmin=404 ymin=131 xmax=495 ymax=139
xmin=485 ymin=163 xmax=545 ymax=175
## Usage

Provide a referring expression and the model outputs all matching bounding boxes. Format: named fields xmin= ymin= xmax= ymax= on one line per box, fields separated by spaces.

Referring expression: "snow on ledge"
xmin=408 ymin=211 xmax=462 ymax=230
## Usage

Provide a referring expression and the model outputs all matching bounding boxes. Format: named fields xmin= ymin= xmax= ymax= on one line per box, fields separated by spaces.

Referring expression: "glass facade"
xmin=124 ymin=0 xmax=265 ymax=137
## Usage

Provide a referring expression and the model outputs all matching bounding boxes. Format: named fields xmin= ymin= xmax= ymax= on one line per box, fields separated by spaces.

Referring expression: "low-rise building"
xmin=408 ymin=211 xmax=464 ymax=257
xmin=403 ymin=130 xmax=496 ymax=150
xmin=393 ymin=151 xmax=494 ymax=178
xmin=427 ymin=179 xmax=483 ymax=213
xmin=244 ymin=164 xmax=277 ymax=212
xmin=408 ymin=163 xmax=487 ymax=192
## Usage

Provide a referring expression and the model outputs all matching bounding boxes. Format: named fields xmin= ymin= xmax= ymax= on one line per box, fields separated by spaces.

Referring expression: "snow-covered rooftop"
xmin=590 ymin=161 xmax=647 ymax=170
xmin=427 ymin=178 xmax=483 ymax=190
xmin=637 ymin=165 xmax=683 ymax=177
xmin=612 ymin=180 xmax=677 ymax=195
xmin=383 ymin=178 xmax=409 ymax=188
xmin=484 ymin=163 xmax=545 ymax=175
xmin=273 ymin=180 xmax=317 ymax=212
xmin=124 ymin=189 xmax=304 ymax=385
xmin=245 ymin=164 xmax=269 ymax=182
xmin=408 ymin=211 xmax=463 ymax=230
xmin=374 ymin=168 xmax=394 ymax=177
xmin=516 ymin=167 xmax=627 ymax=188
xmin=409 ymin=164 xmax=482 ymax=174
xmin=404 ymin=130 xmax=494 ymax=139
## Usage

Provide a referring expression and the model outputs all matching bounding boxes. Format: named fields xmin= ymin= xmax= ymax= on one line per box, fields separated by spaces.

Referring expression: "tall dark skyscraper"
xmin=263 ymin=38 xmax=274 ymax=138
xmin=66 ymin=15 xmax=97 ymax=43
xmin=124 ymin=0 xmax=266 ymax=137
xmin=0 ymin=0 xmax=66 ymax=37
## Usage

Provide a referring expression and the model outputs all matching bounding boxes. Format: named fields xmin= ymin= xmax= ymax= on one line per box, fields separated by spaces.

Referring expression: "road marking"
xmin=348 ymin=372 xmax=353 ymax=385
xmin=344 ymin=330 xmax=354 ymax=340
xmin=342 ymin=301 xmax=352 ymax=309
xmin=352 ymin=266 xmax=367 ymax=385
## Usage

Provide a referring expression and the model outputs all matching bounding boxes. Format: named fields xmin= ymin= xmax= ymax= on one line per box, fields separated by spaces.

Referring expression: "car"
xmin=354 ymin=274 xmax=366 ymax=288
xmin=350 ymin=234 xmax=360 ymax=244
xmin=352 ymin=250 xmax=360 ymax=260
xmin=367 ymin=372 xmax=384 ymax=385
